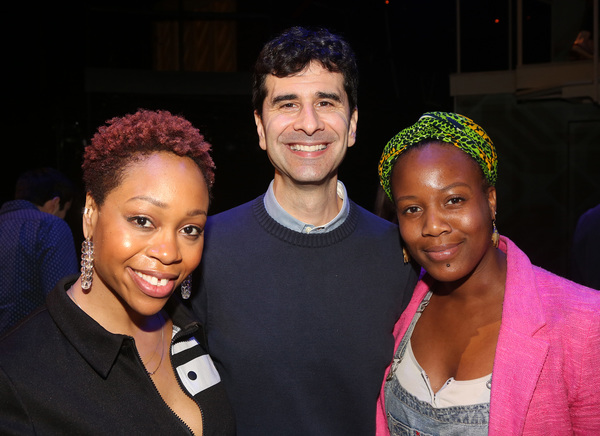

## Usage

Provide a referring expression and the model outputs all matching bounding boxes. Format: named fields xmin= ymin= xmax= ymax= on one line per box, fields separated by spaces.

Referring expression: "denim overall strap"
xmin=386 ymin=291 xmax=432 ymax=382
xmin=384 ymin=291 xmax=490 ymax=436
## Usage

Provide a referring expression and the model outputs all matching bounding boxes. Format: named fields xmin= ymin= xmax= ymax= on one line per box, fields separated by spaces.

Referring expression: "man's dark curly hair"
xmin=82 ymin=109 xmax=215 ymax=206
xmin=252 ymin=26 xmax=359 ymax=116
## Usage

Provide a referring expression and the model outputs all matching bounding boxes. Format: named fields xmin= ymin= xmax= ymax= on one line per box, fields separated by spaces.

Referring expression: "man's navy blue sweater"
xmin=192 ymin=195 xmax=418 ymax=435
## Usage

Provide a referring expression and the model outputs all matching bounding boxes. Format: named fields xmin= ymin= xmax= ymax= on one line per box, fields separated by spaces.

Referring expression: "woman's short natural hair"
xmin=82 ymin=109 xmax=215 ymax=206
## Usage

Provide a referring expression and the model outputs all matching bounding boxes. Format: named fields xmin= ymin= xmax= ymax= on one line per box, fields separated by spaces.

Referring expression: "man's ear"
xmin=254 ymin=110 xmax=267 ymax=151
xmin=39 ymin=196 xmax=60 ymax=216
xmin=82 ymin=193 xmax=98 ymax=240
xmin=347 ymin=107 xmax=358 ymax=148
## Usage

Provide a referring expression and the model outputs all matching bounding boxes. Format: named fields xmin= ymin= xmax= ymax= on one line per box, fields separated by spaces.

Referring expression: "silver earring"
xmin=181 ymin=275 xmax=192 ymax=299
xmin=81 ymin=238 xmax=94 ymax=290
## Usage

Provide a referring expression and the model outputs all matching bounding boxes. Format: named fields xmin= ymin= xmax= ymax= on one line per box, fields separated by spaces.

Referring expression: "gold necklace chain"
xmin=145 ymin=311 xmax=165 ymax=376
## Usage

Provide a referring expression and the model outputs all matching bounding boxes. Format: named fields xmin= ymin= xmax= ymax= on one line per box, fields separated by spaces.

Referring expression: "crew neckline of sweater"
xmin=252 ymin=195 xmax=359 ymax=248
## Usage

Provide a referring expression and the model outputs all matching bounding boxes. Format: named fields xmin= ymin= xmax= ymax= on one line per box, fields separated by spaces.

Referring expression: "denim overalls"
xmin=384 ymin=291 xmax=491 ymax=435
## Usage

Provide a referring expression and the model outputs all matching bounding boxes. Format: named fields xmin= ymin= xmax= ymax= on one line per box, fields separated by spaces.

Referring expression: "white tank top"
xmin=393 ymin=339 xmax=492 ymax=408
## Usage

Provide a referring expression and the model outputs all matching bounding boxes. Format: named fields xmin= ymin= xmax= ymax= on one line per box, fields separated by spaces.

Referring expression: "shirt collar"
xmin=263 ymin=180 xmax=349 ymax=234
xmin=46 ymin=276 xmax=204 ymax=378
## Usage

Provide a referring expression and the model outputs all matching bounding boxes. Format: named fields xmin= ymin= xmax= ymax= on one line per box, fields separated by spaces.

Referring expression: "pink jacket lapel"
xmin=488 ymin=238 xmax=549 ymax=436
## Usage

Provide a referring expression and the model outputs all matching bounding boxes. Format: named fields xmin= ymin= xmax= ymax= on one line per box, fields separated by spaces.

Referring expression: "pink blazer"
xmin=376 ymin=237 xmax=600 ymax=435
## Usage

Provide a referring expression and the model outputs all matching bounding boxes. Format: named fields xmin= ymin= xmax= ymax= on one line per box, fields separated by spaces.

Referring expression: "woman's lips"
xmin=423 ymin=243 xmax=461 ymax=262
xmin=128 ymin=268 xmax=176 ymax=299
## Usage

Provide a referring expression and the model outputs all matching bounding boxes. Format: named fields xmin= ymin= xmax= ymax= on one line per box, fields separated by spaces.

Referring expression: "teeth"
xmin=136 ymin=271 xmax=169 ymax=287
xmin=290 ymin=144 xmax=327 ymax=152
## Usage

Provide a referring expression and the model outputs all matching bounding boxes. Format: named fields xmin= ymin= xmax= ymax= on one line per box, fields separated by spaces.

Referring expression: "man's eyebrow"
xmin=271 ymin=94 xmax=297 ymax=105
xmin=316 ymin=92 xmax=342 ymax=102
xmin=270 ymin=92 xmax=343 ymax=106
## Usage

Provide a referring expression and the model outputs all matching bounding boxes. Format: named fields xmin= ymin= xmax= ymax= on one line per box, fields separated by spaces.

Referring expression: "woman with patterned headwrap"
xmin=375 ymin=112 xmax=600 ymax=435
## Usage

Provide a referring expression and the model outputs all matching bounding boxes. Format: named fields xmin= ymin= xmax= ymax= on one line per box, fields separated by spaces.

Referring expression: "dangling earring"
xmin=181 ymin=275 xmax=192 ymax=299
xmin=80 ymin=238 xmax=94 ymax=290
xmin=402 ymin=247 xmax=411 ymax=264
xmin=491 ymin=219 xmax=500 ymax=248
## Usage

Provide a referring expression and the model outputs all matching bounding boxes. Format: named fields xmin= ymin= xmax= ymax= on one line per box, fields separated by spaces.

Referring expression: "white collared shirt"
xmin=263 ymin=180 xmax=349 ymax=234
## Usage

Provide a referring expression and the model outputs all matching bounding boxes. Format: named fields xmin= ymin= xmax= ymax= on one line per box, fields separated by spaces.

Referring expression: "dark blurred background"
xmin=3 ymin=0 xmax=599 ymax=279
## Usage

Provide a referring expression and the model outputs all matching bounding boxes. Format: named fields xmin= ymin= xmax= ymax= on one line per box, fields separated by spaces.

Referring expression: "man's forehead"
xmin=264 ymin=67 xmax=347 ymax=101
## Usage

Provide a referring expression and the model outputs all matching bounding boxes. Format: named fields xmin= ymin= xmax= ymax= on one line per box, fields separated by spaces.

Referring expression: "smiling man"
xmin=191 ymin=26 xmax=418 ymax=435
xmin=255 ymin=60 xmax=357 ymax=224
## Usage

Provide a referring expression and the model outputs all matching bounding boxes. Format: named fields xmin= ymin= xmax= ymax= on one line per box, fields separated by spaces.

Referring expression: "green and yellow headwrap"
xmin=378 ymin=111 xmax=497 ymax=201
